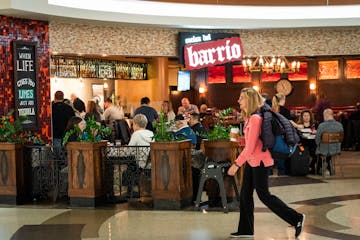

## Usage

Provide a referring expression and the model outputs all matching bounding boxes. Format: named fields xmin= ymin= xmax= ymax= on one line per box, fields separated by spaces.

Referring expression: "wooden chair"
xmin=318 ymin=132 xmax=344 ymax=178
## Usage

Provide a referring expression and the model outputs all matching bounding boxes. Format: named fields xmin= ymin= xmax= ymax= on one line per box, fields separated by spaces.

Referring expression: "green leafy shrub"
xmin=152 ymin=111 xmax=186 ymax=142
xmin=206 ymin=107 xmax=235 ymax=141
xmin=152 ymin=111 xmax=176 ymax=142
xmin=62 ymin=117 xmax=111 ymax=145
xmin=24 ymin=131 xmax=46 ymax=145
xmin=0 ymin=110 xmax=27 ymax=143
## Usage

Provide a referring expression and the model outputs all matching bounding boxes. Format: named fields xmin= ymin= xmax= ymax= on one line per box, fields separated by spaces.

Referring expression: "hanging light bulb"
xmin=104 ymin=78 xmax=108 ymax=89
xmin=79 ymin=78 xmax=84 ymax=88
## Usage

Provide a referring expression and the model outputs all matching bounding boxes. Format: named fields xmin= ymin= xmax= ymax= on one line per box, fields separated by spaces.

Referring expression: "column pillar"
xmin=152 ymin=57 xmax=169 ymax=102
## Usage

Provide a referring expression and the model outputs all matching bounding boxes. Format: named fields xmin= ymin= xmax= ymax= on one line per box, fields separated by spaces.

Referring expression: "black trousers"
xmin=237 ymin=162 xmax=302 ymax=234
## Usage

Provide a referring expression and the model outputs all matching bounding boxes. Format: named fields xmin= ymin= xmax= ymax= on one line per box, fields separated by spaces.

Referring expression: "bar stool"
xmin=194 ymin=159 xmax=239 ymax=213
xmin=317 ymin=131 xmax=344 ymax=178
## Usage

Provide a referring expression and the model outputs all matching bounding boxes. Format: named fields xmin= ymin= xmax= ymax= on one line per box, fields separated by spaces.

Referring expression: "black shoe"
xmin=230 ymin=232 xmax=254 ymax=238
xmin=295 ymin=214 xmax=305 ymax=238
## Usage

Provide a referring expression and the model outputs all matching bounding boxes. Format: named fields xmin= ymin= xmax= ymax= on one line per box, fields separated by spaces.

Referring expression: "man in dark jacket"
xmin=134 ymin=97 xmax=158 ymax=132
xmin=52 ymin=91 xmax=75 ymax=155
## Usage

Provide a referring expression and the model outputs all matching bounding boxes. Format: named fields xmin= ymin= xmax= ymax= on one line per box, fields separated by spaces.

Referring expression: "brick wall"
xmin=0 ymin=15 xmax=51 ymax=142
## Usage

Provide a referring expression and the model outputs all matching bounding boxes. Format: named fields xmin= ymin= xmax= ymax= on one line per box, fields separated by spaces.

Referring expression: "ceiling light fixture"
xmin=242 ymin=56 xmax=300 ymax=74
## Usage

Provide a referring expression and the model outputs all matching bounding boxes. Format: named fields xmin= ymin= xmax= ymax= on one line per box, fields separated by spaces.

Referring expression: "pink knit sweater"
xmin=235 ymin=114 xmax=274 ymax=167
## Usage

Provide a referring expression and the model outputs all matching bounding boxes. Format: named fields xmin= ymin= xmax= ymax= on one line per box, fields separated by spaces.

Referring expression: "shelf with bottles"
xmin=50 ymin=57 xmax=57 ymax=76
xmin=56 ymin=57 xmax=78 ymax=78
xmin=115 ymin=62 xmax=131 ymax=79
xmin=98 ymin=62 xmax=115 ymax=79
xmin=51 ymin=55 xmax=148 ymax=80
xmin=79 ymin=59 xmax=97 ymax=78
xmin=130 ymin=63 xmax=147 ymax=80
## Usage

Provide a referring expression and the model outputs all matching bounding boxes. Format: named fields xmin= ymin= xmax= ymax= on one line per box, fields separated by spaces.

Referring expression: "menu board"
xmin=12 ymin=40 xmax=39 ymax=130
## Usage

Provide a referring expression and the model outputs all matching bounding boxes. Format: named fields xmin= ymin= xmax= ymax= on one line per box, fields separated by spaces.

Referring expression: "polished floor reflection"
xmin=1 ymin=151 xmax=360 ymax=240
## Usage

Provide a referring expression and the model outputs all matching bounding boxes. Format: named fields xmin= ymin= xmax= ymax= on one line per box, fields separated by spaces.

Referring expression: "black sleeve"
xmin=280 ymin=106 xmax=293 ymax=120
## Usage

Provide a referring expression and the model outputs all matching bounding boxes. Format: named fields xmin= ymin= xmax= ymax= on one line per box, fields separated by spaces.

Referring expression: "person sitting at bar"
xmin=172 ymin=114 xmax=197 ymax=145
xmin=118 ymin=114 xmax=154 ymax=198
xmin=134 ymin=97 xmax=158 ymax=132
xmin=178 ymin=97 xmax=200 ymax=118
xmin=173 ymin=114 xmax=202 ymax=202
xmin=103 ymin=97 xmax=124 ymax=123
xmin=128 ymin=114 xmax=154 ymax=169
xmin=160 ymin=100 xmax=176 ymax=122
xmin=199 ymin=104 xmax=208 ymax=119
xmin=63 ymin=116 xmax=87 ymax=143
xmin=293 ymin=110 xmax=318 ymax=174
xmin=315 ymin=108 xmax=344 ymax=175
xmin=189 ymin=113 xmax=207 ymax=150
xmin=85 ymin=100 xmax=102 ymax=123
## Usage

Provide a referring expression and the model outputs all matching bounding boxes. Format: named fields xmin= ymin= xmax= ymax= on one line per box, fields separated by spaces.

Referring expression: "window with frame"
xmin=318 ymin=60 xmax=339 ymax=80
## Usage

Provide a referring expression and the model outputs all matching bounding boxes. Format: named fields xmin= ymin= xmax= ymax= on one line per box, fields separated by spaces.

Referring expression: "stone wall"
xmin=50 ymin=21 xmax=360 ymax=57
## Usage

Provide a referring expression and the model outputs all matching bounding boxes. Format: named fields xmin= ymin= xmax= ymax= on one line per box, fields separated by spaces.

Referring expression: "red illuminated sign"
xmin=184 ymin=37 xmax=243 ymax=70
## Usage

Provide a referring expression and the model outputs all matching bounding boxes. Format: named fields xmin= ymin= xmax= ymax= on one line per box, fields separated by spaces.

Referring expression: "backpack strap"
xmin=258 ymin=108 xmax=275 ymax=152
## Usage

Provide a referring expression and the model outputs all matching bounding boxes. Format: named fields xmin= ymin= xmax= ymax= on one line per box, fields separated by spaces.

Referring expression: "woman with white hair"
xmin=128 ymin=114 xmax=154 ymax=169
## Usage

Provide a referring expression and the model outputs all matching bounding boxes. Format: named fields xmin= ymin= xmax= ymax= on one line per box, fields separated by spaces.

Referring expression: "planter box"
xmin=203 ymin=140 xmax=244 ymax=200
xmin=150 ymin=140 xmax=192 ymax=210
xmin=0 ymin=143 xmax=27 ymax=204
xmin=67 ymin=141 xmax=107 ymax=207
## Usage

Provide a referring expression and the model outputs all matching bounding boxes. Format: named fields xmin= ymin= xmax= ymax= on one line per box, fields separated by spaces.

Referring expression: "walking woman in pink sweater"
xmin=227 ymin=88 xmax=305 ymax=239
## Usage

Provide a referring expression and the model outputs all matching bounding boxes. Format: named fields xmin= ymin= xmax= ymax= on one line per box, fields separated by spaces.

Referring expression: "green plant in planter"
xmin=206 ymin=107 xmax=235 ymax=141
xmin=152 ymin=111 xmax=176 ymax=142
xmin=62 ymin=117 xmax=111 ymax=145
xmin=0 ymin=110 xmax=27 ymax=143
xmin=152 ymin=111 xmax=186 ymax=142
xmin=24 ymin=131 xmax=46 ymax=145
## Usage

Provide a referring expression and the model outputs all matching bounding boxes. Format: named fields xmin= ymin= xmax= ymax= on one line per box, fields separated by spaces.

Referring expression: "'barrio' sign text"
xmin=184 ymin=37 xmax=243 ymax=70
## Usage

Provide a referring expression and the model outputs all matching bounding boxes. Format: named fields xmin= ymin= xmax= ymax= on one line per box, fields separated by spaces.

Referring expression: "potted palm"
xmin=150 ymin=111 xmax=193 ymax=210
xmin=64 ymin=117 xmax=111 ymax=207
xmin=0 ymin=110 xmax=28 ymax=204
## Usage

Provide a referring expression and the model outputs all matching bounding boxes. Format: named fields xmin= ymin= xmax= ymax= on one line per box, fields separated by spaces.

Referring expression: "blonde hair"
xmin=241 ymin=88 xmax=264 ymax=119
xmin=272 ymin=93 xmax=285 ymax=113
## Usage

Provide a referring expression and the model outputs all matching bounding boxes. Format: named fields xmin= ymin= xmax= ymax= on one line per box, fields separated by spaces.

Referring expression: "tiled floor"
xmin=1 ymin=151 xmax=360 ymax=240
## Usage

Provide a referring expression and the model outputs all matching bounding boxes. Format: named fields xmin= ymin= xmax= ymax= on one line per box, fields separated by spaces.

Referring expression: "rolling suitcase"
xmin=289 ymin=145 xmax=309 ymax=176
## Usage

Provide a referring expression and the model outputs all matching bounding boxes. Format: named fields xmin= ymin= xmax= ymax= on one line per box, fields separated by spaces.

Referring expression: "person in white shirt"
xmin=103 ymin=98 xmax=124 ymax=123
xmin=128 ymin=114 xmax=154 ymax=169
